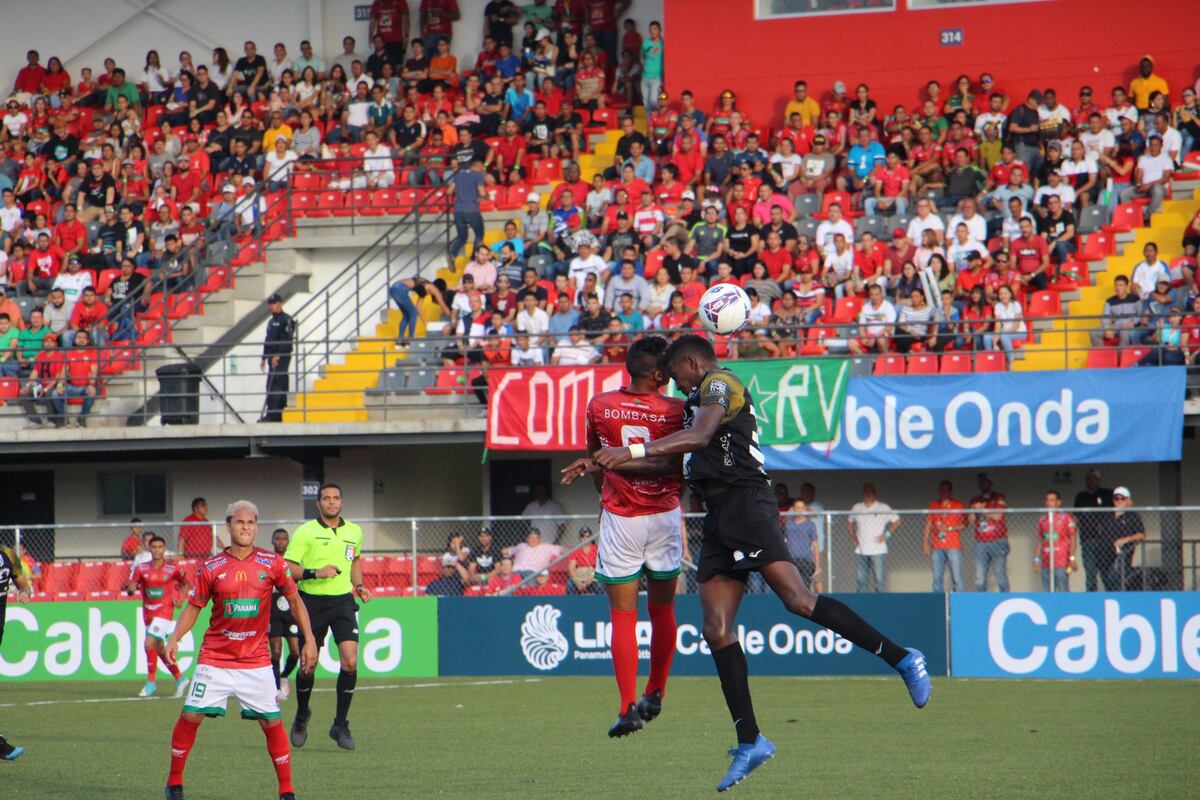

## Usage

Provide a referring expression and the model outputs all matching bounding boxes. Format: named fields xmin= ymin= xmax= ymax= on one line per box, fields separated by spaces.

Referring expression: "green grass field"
xmin=1 ymin=676 xmax=1194 ymax=799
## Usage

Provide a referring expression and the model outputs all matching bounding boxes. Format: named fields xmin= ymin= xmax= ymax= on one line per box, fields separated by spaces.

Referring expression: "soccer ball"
xmin=698 ymin=283 xmax=752 ymax=335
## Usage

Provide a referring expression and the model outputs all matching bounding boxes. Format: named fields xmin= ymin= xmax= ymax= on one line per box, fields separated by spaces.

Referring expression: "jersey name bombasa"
xmin=682 ymin=369 xmax=768 ymax=488
xmin=587 ymin=388 xmax=685 ymax=517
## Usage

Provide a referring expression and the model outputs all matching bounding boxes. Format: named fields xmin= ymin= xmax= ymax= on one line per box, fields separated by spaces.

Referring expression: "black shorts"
xmin=697 ymin=483 xmax=793 ymax=584
xmin=268 ymin=594 xmax=298 ymax=639
xmin=298 ymin=592 xmax=359 ymax=648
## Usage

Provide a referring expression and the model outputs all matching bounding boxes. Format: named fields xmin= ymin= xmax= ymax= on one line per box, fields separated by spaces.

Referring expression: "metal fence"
xmin=4 ymin=506 xmax=1197 ymax=600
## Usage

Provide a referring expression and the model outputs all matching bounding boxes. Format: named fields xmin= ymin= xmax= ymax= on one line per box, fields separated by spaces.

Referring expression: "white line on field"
xmin=1 ymin=678 xmax=543 ymax=709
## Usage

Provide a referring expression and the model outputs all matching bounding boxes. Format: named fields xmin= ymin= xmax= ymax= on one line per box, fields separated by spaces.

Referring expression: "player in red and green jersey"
xmin=163 ymin=500 xmax=316 ymax=800
xmin=129 ymin=535 xmax=190 ymax=698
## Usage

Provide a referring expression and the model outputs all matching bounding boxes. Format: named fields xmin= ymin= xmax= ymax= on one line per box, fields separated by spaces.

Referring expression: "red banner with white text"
xmin=486 ymin=366 xmax=629 ymax=450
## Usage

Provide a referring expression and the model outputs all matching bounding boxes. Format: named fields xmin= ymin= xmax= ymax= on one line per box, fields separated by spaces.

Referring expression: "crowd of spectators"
xmin=412 ymin=45 xmax=1200 ymax=375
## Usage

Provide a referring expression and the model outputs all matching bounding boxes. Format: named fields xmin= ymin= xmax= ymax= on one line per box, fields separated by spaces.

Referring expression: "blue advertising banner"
xmin=764 ymin=368 xmax=1184 ymax=471
xmin=950 ymin=593 xmax=1200 ymax=679
xmin=439 ymin=593 xmax=947 ymax=677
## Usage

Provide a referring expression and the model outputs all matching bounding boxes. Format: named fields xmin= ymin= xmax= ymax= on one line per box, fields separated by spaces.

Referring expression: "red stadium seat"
xmin=76 ymin=562 xmax=114 ymax=594
xmin=873 ymin=355 xmax=906 ymax=375
xmin=812 ymin=191 xmax=859 ymax=220
xmin=361 ymin=189 xmax=394 ymax=215
xmin=642 ymin=249 xmax=665 ymax=280
xmin=1118 ymin=347 xmax=1151 ymax=367
xmin=291 ymin=172 xmax=325 ymax=190
xmin=1078 ymin=233 xmax=1114 ymax=262
xmin=832 ymin=297 xmax=863 ymax=323
xmin=532 ymin=159 xmax=563 ymax=183
xmin=95 ymin=268 xmax=122 ymax=295
xmin=588 ymin=108 xmax=617 ymax=129
xmin=1085 ymin=348 xmax=1119 ymax=369
xmin=40 ymin=562 xmax=80 ymax=594
xmin=906 ymin=354 xmax=938 ymax=374
xmin=1025 ymin=291 xmax=1062 ymax=319
xmin=290 ymin=191 xmax=317 ymax=217
xmin=102 ymin=562 xmax=128 ymax=593
xmin=939 ymin=353 xmax=972 ymax=373
xmin=1104 ymin=203 xmax=1142 ymax=233
xmin=974 ymin=352 xmax=1007 ymax=372
xmin=0 ymin=378 xmax=18 ymax=404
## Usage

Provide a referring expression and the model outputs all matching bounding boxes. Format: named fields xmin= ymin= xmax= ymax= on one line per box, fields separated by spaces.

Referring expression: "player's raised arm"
xmin=595 ymin=403 xmax=723 ymax=469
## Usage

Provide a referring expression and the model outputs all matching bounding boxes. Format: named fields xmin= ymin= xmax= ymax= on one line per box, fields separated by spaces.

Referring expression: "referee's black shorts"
xmin=298 ymin=592 xmax=359 ymax=647
xmin=697 ymin=483 xmax=792 ymax=584
xmin=268 ymin=594 xmax=298 ymax=639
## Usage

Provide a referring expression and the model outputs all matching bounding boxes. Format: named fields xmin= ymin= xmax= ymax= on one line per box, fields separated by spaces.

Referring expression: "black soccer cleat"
xmin=329 ymin=721 xmax=356 ymax=750
xmin=636 ymin=690 xmax=663 ymax=724
xmin=280 ymin=793 xmax=297 ymax=800
xmin=164 ymin=784 xmax=185 ymax=799
xmin=289 ymin=708 xmax=311 ymax=749
xmin=607 ymin=703 xmax=644 ymax=738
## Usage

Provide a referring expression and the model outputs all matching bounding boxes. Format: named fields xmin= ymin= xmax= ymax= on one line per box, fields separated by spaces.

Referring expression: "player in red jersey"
xmin=129 ymin=535 xmax=190 ymax=698
xmin=562 ymin=335 xmax=686 ymax=737
xmin=163 ymin=500 xmax=316 ymax=800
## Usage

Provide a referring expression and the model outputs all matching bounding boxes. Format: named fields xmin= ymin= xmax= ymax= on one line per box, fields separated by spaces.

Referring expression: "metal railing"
xmin=4 ymin=507 xmax=1197 ymax=598
xmin=2 ymin=311 xmax=1192 ymax=428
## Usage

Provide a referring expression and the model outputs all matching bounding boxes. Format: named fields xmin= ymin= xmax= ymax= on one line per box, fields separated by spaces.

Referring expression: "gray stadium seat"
xmin=1076 ymin=205 xmax=1105 ymax=235
xmin=793 ymin=193 xmax=822 ymax=219
xmin=86 ymin=221 xmax=101 ymax=245
xmin=378 ymin=368 xmax=407 ymax=391
xmin=855 ymin=216 xmax=888 ymax=240
xmin=407 ymin=369 xmax=437 ymax=391
xmin=16 ymin=296 xmax=38 ymax=324
xmin=796 ymin=218 xmax=818 ymax=241
xmin=527 ymin=253 xmax=553 ymax=277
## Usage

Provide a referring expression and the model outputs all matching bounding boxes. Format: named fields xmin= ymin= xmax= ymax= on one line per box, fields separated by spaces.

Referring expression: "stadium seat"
xmin=793 ymin=193 xmax=821 ymax=219
xmin=1085 ymin=348 xmax=1119 ymax=369
xmin=588 ymin=108 xmax=617 ymax=129
xmin=291 ymin=173 xmax=325 ymax=190
xmin=427 ymin=368 xmax=467 ymax=395
xmin=832 ymin=296 xmax=864 ymax=322
xmin=974 ymin=352 xmax=1007 ymax=372
xmin=290 ymin=191 xmax=317 ymax=217
xmin=643 ymin=249 xmax=665 ymax=280
xmin=40 ymin=562 xmax=80 ymax=594
xmin=939 ymin=353 xmax=972 ymax=373
xmin=1078 ymin=232 xmax=1114 ymax=262
xmin=1025 ymin=291 xmax=1062 ymax=319
xmin=873 ymin=355 xmax=905 ymax=375
xmin=1050 ymin=260 xmax=1089 ymax=292
xmin=532 ymin=160 xmax=563 ymax=183
xmin=1075 ymin=205 xmax=1105 ymax=235
xmin=906 ymin=354 xmax=938 ymax=374
xmin=0 ymin=377 xmax=18 ymax=405
xmin=95 ymin=268 xmax=122 ymax=295
xmin=1104 ymin=203 xmax=1142 ymax=233
xmin=102 ymin=562 xmax=128 ymax=593
xmin=812 ymin=191 xmax=858 ymax=221
xmin=1118 ymin=347 xmax=1151 ymax=367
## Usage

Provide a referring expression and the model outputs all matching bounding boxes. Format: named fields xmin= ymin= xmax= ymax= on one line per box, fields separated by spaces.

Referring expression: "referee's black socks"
xmin=712 ymin=642 xmax=760 ymax=745
xmin=809 ymin=595 xmax=907 ymax=668
xmin=295 ymin=670 xmax=315 ymax=715
xmin=281 ymin=654 xmax=299 ymax=680
xmin=334 ymin=670 xmax=357 ymax=724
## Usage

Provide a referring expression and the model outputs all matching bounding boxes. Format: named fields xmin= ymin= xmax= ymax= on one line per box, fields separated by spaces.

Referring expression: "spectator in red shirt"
xmin=487 ymin=556 xmax=522 ymax=595
xmin=419 ymin=0 xmax=460 ymax=52
xmin=865 ymin=150 xmax=911 ymax=218
xmin=18 ymin=331 xmax=63 ymax=426
xmin=48 ymin=327 xmax=98 ymax=427
xmin=12 ymin=49 xmax=46 ymax=104
xmin=68 ymin=286 xmax=108 ymax=345
xmin=671 ymin=133 xmax=704 ymax=190
xmin=969 ymin=473 xmax=1010 ymax=592
xmin=370 ymin=0 xmax=411 ymax=65
xmin=26 ymin=234 xmax=64 ymax=294
xmin=53 ymin=204 xmax=88 ymax=258
xmin=1012 ymin=216 xmax=1050 ymax=290
xmin=179 ymin=497 xmax=225 ymax=556
xmin=493 ymin=119 xmax=526 ymax=177
xmin=170 ymin=156 xmax=206 ymax=213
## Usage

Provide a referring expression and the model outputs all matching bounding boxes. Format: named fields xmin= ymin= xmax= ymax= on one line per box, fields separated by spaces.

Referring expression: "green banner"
xmin=673 ymin=359 xmax=850 ymax=444
xmin=0 ymin=598 xmax=438 ymax=682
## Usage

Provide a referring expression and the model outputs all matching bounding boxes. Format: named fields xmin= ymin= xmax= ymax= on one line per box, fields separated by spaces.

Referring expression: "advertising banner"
xmin=486 ymin=359 xmax=850 ymax=450
xmin=0 ymin=598 xmax=438 ymax=681
xmin=765 ymin=368 xmax=1184 ymax=470
xmin=439 ymin=593 xmax=947 ymax=677
xmin=950 ymin=593 xmax=1200 ymax=679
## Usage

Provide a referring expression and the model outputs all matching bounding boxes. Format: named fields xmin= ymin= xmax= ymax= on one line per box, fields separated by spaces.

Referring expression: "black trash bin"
xmin=157 ymin=363 xmax=202 ymax=424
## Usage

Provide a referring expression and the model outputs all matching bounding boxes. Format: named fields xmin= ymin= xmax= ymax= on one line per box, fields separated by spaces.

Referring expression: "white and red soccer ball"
xmin=698 ymin=283 xmax=752 ymax=335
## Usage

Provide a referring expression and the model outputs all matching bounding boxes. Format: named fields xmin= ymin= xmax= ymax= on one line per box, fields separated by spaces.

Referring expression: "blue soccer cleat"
xmin=717 ymin=734 xmax=776 ymax=792
xmin=174 ymin=677 xmax=190 ymax=698
xmin=896 ymin=647 xmax=931 ymax=709
xmin=0 ymin=734 xmax=24 ymax=761
xmin=139 ymin=681 xmax=157 ymax=698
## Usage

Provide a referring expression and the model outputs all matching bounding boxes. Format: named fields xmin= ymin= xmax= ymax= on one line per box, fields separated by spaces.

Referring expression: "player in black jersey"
xmin=268 ymin=528 xmax=301 ymax=702
xmin=594 ymin=335 xmax=931 ymax=792
xmin=0 ymin=543 xmax=32 ymax=761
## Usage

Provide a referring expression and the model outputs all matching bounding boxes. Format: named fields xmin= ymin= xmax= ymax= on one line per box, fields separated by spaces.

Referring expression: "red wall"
xmin=662 ymin=0 xmax=1197 ymax=130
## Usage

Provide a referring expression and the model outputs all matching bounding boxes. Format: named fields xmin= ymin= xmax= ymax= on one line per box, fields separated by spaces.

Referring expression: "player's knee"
xmin=340 ymin=658 xmax=357 ymax=673
xmin=781 ymin=587 xmax=817 ymax=617
xmin=702 ymin=621 xmax=736 ymax=650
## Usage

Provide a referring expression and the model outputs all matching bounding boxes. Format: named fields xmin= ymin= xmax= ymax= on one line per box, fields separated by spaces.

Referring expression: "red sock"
xmin=262 ymin=722 xmax=294 ymax=795
xmin=645 ymin=602 xmax=678 ymax=698
xmin=162 ymin=656 xmax=182 ymax=680
xmin=610 ymin=608 xmax=639 ymax=712
xmin=147 ymin=652 xmax=158 ymax=682
xmin=167 ymin=717 xmax=200 ymax=787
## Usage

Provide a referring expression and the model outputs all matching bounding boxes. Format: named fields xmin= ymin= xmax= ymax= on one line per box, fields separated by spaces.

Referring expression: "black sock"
xmin=295 ymin=670 xmax=315 ymax=716
xmin=281 ymin=654 xmax=299 ymax=679
xmin=809 ymin=595 xmax=907 ymax=667
xmin=711 ymin=642 xmax=760 ymax=745
xmin=334 ymin=670 xmax=357 ymax=725
xmin=271 ymin=656 xmax=281 ymax=689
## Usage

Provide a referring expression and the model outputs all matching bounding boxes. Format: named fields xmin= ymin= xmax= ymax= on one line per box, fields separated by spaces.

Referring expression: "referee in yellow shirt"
xmin=284 ymin=483 xmax=370 ymax=751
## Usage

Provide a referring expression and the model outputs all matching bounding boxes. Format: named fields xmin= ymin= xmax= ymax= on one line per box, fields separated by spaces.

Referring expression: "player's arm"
xmin=351 ymin=554 xmax=371 ymax=603
xmin=282 ymin=586 xmax=318 ymax=673
xmin=594 ymin=403 xmax=724 ymax=469
xmin=164 ymin=603 xmax=202 ymax=666
xmin=10 ymin=553 xmax=32 ymax=602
